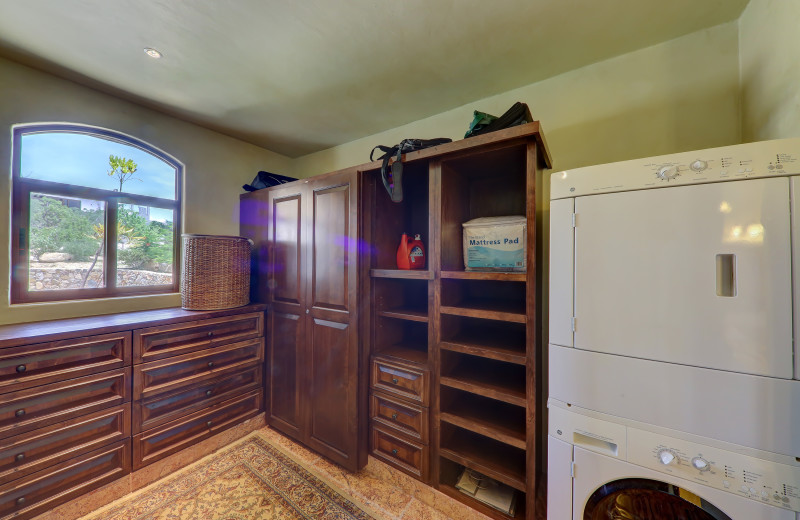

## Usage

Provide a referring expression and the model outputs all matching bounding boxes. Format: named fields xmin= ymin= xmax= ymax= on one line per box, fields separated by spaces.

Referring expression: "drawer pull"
xmin=391 ymin=449 xmax=398 ymax=455
xmin=206 ymin=389 xmax=213 ymax=397
xmin=391 ymin=413 xmax=398 ymax=420
xmin=15 ymin=409 xmax=25 ymax=418
xmin=15 ymin=364 xmax=26 ymax=374
xmin=207 ymin=361 xmax=215 ymax=368
xmin=206 ymin=421 xmax=213 ymax=428
xmin=15 ymin=453 xmax=24 ymax=463
xmin=16 ymin=497 xmax=25 ymax=507
xmin=207 ymin=332 xmax=213 ymax=337
xmin=391 ymin=378 xmax=399 ymax=384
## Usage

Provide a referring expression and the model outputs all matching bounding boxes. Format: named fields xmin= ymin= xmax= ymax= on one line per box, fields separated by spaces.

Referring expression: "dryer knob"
xmin=657 ymin=449 xmax=677 ymax=465
xmin=690 ymin=160 xmax=708 ymax=172
xmin=656 ymin=166 xmax=679 ymax=181
xmin=692 ymin=457 xmax=710 ymax=471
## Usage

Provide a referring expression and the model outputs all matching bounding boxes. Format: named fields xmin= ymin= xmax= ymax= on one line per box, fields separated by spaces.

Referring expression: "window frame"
xmin=11 ymin=123 xmax=183 ymax=304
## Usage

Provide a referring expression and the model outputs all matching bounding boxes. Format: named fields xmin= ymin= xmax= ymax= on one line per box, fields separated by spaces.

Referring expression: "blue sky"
xmin=21 ymin=132 xmax=176 ymax=199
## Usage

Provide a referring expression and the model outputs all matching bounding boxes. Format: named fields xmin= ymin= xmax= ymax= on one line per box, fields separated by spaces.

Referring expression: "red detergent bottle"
xmin=397 ymin=233 xmax=426 ymax=270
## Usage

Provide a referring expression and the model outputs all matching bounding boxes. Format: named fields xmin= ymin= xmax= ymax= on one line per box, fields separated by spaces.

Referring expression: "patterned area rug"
xmin=83 ymin=433 xmax=381 ymax=520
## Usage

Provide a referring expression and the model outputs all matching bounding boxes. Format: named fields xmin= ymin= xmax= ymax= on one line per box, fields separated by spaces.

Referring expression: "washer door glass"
xmin=584 ymin=478 xmax=732 ymax=520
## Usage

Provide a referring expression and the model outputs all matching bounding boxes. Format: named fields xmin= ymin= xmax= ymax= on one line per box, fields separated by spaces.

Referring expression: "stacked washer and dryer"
xmin=547 ymin=138 xmax=800 ymax=519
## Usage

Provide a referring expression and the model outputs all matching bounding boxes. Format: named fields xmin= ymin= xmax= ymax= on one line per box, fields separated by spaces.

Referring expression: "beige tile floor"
xmin=55 ymin=421 xmax=490 ymax=520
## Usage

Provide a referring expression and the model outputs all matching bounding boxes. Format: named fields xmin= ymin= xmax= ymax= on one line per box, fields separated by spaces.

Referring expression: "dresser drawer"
xmin=370 ymin=425 xmax=428 ymax=481
xmin=0 ymin=405 xmax=129 ymax=485
xmin=0 ymin=332 xmax=130 ymax=395
xmin=134 ymin=363 xmax=262 ymax=433
xmin=134 ymin=338 xmax=263 ymax=399
xmin=132 ymin=390 xmax=262 ymax=469
xmin=133 ymin=312 xmax=264 ymax=363
xmin=371 ymin=358 xmax=429 ymax=405
xmin=370 ymin=391 xmax=428 ymax=443
xmin=0 ymin=439 xmax=130 ymax=520
xmin=0 ymin=368 xmax=130 ymax=440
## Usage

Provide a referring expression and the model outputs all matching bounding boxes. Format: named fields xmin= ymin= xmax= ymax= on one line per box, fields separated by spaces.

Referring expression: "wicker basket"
xmin=181 ymin=234 xmax=252 ymax=310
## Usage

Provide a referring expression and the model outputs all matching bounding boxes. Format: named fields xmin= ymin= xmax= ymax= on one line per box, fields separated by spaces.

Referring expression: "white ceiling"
xmin=0 ymin=0 xmax=750 ymax=157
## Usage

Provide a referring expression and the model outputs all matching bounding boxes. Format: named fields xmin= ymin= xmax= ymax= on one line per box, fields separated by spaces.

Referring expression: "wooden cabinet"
xmin=241 ymin=169 xmax=366 ymax=472
xmin=0 ymin=304 xmax=266 ymax=519
xmin=361 ymin=123 xmax=551 ymax=519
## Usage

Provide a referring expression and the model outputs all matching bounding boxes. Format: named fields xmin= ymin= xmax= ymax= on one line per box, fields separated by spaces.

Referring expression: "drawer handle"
xmin=391 ymin=413 xmax=398 ymax=420
xmin=391 ymin=378 xmax=399 ymax=384
xmin=15 ymin=453 xmax=24 ymax=463
xmin=205 ymin=389 xmax=213 ymax=397
xmin=15 ymin=409 xmax=25 ymax=418
xmin=16 ymin=497 xmax=25 ymax=507
xmin=391 ymin=449 xmax=398 ymax=455
xmin=16 ymin=365 xmax=26 ymax=374
xmin=207 ymin=361 xmax=215 ymax=368
xmin=206 ymin=421 xmax=213 ymax=428
xmin=207 ymin=332 xmax=213 ymax=337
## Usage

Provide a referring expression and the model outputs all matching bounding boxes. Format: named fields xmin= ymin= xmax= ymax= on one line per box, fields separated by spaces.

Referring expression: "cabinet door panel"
xmin=270 ymin=191 xmax=304 ymax=306
xmin=310 ymin=184 xmax=351 ymax=312
xmin=268 ymin=311 xmax=302 ymax=437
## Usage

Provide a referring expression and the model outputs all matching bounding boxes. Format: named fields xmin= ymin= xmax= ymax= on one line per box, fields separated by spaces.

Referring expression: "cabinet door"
xmin=266 ymin=185 xmax=306 ymax=439
xmin=302 ymin=171 xmax=362 ymax=471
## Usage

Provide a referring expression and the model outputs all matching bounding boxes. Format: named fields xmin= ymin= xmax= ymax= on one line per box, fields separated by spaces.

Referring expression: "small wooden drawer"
xmin=0 ymin=369 xmax=130 ymax=441
xmin=133 ymin=390 xmax=262 ymax=469
xmin=370 ymin=425 xmax=428 ymax=482
xmin=0 ymin=332 xmax=131 ymax=395
xmin=134 ymin=338 xmax=264 ymax=400
xmin=0 ymin=439 xmax=130 ymax=520
xmin=371 ymin=358 xmax=429 ymax=405
xmin=0 ymin=405 xmax=130 ymax=485
xmin=133 ymin=312 xmax=264 ymax=364
xmin=370 ymin=391 xmax=428 ymax=444
xmin=134 ymin=363 xmax=262 ymax=433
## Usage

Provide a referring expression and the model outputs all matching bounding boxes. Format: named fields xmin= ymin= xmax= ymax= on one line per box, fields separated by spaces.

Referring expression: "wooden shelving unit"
xmin=362 ymin=123 xmax=550 ymax=519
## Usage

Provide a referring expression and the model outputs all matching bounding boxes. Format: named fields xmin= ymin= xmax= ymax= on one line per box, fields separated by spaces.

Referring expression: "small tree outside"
xmin=108 ymin=155 xmax=140 ymax=192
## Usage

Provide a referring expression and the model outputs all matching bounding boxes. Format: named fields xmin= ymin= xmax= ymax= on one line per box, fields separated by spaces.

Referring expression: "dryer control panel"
xmin=628 ymin=428 xmax=800 ymax=512
xmin=551 ymin=137 xmax=800 ymax=199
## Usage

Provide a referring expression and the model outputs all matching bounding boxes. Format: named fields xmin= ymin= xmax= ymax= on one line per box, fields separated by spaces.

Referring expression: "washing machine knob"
xmin=656 ymin=165 xmax=679 ymax=181
xmin=690 ymin=160 xmax=708 ymax=172
xmin=692 ymin=457 xmax=710 ymax=471
xmin=657 ymin=449 xmax=677 ymax=465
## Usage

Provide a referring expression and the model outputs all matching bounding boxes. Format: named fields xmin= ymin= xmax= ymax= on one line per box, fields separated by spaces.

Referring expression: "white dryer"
xmin=547 ymin=138 xmax=800 ymax=518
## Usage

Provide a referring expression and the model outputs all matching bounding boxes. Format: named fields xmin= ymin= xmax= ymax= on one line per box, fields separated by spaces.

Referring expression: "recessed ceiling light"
xmin=143 ymin=48 xmax=162 ymax=59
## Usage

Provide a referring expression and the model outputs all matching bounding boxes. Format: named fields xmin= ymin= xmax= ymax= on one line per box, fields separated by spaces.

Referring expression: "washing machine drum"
xmin=584 ymin=479 xmax=732 ymax=520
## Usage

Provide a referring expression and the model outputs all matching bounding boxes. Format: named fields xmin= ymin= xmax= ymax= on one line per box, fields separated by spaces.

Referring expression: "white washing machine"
xmin=547 ymin=138 xmax=800 ymax=518
xmin=547 ymin=402 xmax=799 ymax=519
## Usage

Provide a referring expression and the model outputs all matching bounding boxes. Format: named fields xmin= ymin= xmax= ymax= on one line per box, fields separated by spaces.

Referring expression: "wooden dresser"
xmin=0 ymin=304 xmax=265 ymax=520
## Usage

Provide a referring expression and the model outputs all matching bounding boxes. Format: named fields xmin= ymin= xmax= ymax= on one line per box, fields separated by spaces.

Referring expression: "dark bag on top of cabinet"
xmin=370 ymin=138 xmax=452 ymax=202
xmin=464 ymin=102 xmax=532 ymax=138
xmin=242 ymin=171 xmax=298 ymax=192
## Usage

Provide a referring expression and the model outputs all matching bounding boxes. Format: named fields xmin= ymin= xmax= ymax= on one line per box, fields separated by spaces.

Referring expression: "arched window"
xmin=11 ymin=123 xmax=182 ymax=303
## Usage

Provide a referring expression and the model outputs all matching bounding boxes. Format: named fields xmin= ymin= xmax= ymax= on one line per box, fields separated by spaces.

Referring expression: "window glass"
xmin=116 ymin=204 xmax=175 ymax=287
xmin=20 ymin=132 xmax=177 ymax=199
xmin=29 ymin=193 xmax=106 ymax=290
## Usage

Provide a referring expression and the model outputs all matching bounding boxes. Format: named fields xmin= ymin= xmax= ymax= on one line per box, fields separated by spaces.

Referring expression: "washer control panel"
xmin=551 ymin=137 xmax=800 ymax=199
xmin=628 ymin=428 xmax=800 ymax=512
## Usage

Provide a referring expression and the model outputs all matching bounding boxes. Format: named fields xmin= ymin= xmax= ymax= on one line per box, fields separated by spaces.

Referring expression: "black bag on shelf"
xmin=242 ymin=171 xmax=298 ymax=192
xmin=464 ymin=102 xmax=532 ymax=138
xmin=370 ymin=138 xmax=452 ymax=202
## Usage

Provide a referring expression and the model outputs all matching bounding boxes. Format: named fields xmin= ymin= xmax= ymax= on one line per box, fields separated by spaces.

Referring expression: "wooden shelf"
xmin=378 ymin=307 xmax=429 ymax=323
xmin=440 ymin=332 xmax=525 ymax=365
xmin=439 ymin=427 xmax=526 ymax=492
xmin=373 ymin=342 xmax=428 ymax=366
xmin=441 ymin=271 xmax=526 ymax=282
xmin=440 ymin=300 xmax=526 ymax=324
xmin=440 ymin=362 xmax=526 ymax=407
xmin=438 ymin=482 xmax=524 ymax=520
xmin=440 ymin=401 xmax=526 ymax=450
xmin=370 ymin=269 xmax=433 ymax=280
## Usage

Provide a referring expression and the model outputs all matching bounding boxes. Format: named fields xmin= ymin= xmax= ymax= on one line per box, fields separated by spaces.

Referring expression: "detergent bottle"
xmin=397 ymin=233 xmax=426 ymax=270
